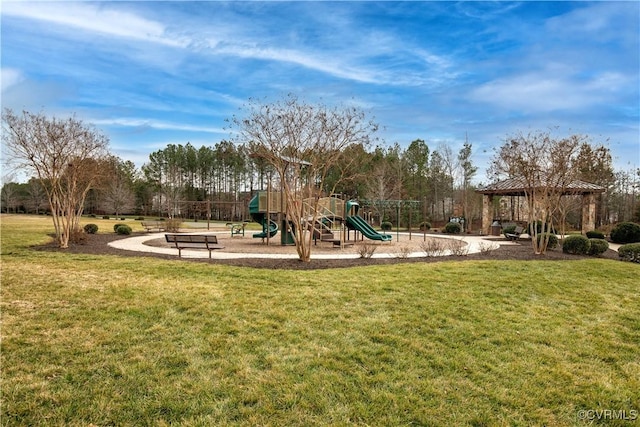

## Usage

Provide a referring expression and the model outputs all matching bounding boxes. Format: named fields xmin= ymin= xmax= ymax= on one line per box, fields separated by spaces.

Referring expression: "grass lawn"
xmin=1 ymin=214 xmax=639 ymax=426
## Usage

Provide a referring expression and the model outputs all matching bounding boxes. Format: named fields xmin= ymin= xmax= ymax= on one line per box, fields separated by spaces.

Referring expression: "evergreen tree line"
xmin=3 ymin=139 xmax=639 ymax=228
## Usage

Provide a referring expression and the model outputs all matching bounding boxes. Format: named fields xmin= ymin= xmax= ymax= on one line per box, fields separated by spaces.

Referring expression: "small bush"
xmin=165 ymin=218 xmax=182 ymax=233
xmin=610 ymin=222 xmax=640 ymax=244
xmin=587 ymin=238 xmax=609 ymax=256
xmin=381 ymin=221 xmax=392 ymax=231
xmin=419 ymin=222 xmax=431 ymax=231
xmin=420 ymin=238 xmax=447 ymax=257
xmin=115 ymin=224 xmax=132 ymax=235
xmin=528 ymin=221 xmax=556 ymax=235
xmin=537 ymin=233 xmax=558 ymax=249
xmin=562 ymin=235 xmax=590 ymax=254
xmin=618 ymin=243 xmax=640 ymax=263
xmin=114 ymin=223 xmax=123 ymax=232
xmin=69 ymin=229 xmax=87 ymax=244
xmin=102 ymin=215 xmax=110 ymax=220
xmin=120 ymin=217 xmax=126 ymax=221
xmin=444 ymin=222 xmax=462 ymax=234
xmin=88 ymin=214 xmax=96 ymax=218
xmin=135 ymin=216 xmax=145 ymax=221
xmin=395 ymin=245 xmax=412 ymax=258
xmin=357 ymin=243 xmax=377 ymax=259
xmin=446 ymin=238 xmax=468 ymax=256
xmin=477 ymin=241 xmax=499 ymax=255
xmin=586 ymin=230 xmax=605 ymax=239
xmin=83 ymin=223 xmax=98 ymax=234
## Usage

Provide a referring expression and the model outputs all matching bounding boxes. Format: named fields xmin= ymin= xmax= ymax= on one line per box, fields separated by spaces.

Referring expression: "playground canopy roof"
xmin=476 ymin=177 xmax=605 ymax=197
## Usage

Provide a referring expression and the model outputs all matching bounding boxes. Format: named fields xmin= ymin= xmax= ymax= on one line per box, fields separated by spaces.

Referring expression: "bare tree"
xmin=2 ymin=109 xmax=110 ymax=248
xmin=100 ymin=157 xmax=136 ymax=216
xmin=458 ymin=138 xmax=478 ymax=230
xmin=231 ymin=95 xmax=378 ymax=262
xmin=26 ymin=177 xmax=47 ymax=214
xmin=1 ymin=179 xmax=21 ymax=213
xmin=490 ymin=130 xmax=584 ymax=254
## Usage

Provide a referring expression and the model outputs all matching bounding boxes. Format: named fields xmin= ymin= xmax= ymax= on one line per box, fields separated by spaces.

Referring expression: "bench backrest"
xmin=165 ymin=234 xmax=218 ymax=244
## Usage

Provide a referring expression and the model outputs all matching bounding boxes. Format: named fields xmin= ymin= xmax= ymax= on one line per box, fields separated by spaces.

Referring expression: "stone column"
xmin=581 ymin=193 xmax=596 ymax=234
xmin=482 ymin=194 xmax=493 ymax=235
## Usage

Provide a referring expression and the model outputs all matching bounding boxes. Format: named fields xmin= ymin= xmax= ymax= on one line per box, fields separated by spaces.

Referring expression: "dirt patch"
xmin=34 ymin=231 xmax=621 ymax=270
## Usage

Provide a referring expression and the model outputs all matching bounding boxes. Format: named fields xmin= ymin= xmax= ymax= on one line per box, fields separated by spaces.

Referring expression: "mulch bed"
xmin=33 ymin=232 xmax=622 ymax=270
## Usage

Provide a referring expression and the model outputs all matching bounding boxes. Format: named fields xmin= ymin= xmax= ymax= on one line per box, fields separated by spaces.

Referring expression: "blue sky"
xmin=2 ymin=1 xmax=639 ymax=182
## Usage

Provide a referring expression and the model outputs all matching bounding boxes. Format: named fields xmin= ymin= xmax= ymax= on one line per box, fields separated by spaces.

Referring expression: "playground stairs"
xmin=319 ymin=232 xmax=336 ymax=241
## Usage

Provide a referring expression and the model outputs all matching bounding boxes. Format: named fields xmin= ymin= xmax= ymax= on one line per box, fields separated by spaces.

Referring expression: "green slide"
xmin=249 ymin=194 xmax=278 ymax=238
xmin=346 ymin=215 xmax=392 ymax=241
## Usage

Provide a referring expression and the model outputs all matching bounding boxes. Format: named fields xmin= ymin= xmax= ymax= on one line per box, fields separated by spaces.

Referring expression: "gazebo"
xmin=476 ymin=177 xmax=605 ymax=235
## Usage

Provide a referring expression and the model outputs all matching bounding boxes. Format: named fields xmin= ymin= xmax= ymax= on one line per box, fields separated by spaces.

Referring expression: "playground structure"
xmin=248 ymin=191 xmax=391 ymax=246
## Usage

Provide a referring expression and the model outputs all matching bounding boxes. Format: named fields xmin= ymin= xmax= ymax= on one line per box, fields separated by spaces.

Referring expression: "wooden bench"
xmin=505 ymin=226 xmax=525 ymax=241
xmin=141 ymin=220 xmax=166 ymax=232
xmin=164 ymin=234 xmax=224 ymax=258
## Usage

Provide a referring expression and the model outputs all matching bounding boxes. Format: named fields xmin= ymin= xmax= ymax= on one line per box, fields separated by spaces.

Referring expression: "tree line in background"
xmin=3 ymin=107 xmax=640 ymax=247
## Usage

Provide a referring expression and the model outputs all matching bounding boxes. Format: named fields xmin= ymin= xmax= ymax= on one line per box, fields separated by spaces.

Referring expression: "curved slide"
xmin=346 ymin=215 xmax=392 ymax=241
xmin=248 ymin=194 xmax=278 ymax=238
xmin=251 ymin=212 xmax=278 ymax=239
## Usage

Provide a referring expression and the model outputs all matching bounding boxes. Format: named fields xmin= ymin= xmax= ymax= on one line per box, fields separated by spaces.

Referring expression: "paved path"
xmin=108 ymin=232 xmax=517 ymax=260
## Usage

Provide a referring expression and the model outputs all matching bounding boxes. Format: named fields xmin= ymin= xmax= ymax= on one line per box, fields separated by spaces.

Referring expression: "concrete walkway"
xmin=108 ymin=232 xmax=517 ymax=260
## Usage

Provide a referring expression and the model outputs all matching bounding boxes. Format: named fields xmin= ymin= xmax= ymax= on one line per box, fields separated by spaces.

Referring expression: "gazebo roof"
xmin=476 ymin=177 xmax=605 ymax=196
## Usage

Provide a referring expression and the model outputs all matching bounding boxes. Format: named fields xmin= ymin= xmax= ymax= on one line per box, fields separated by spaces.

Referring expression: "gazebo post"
xmin=482 ymin=194 xmax=493 ymax=235
xmin=581 ymin=193 xmax=596 ymax=234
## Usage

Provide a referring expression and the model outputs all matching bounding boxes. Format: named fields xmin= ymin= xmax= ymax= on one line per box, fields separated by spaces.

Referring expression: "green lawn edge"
xmin=2 ymin=215 xmax=639 ymax=426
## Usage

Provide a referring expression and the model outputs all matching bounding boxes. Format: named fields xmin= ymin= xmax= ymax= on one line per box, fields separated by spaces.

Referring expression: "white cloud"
xmin=469 ymin=71 xmax=631 ymax=113
xmin=1 ymin=2 xmax=187 ymax=47
xmin=213 ymin=42 xmax=383 ymax=85
xmin=1 ymin=68 xmax=24 ymax=92
xmin=545 ymin=2 xmax=638 ymax=42
xmin=91 ymin=117 xmax=225 ymax=134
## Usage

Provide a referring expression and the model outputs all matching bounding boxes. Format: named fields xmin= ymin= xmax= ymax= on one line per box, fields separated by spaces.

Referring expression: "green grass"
xmin=2 ymin=214 xmax=639 ymax=426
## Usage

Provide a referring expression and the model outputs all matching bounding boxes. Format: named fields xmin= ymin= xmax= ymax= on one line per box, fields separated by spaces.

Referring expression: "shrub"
xmin=395 ymin=245 xmax=412 ymax=258
xmin=357 ymin=243 xmax=377 ymax=259
xmin=83 ymin=223 xmax=98 ymax=234
xmin=114 ymin=223 xmax=123 ymax=232
xmin=420 ymin=238 xmax=447 ymax=257
xmin=69 ymin=229 xmax=87 ymax=244
xmin=587 ymin=238 xmax=609 ymax=256
xmin=618 ymin=243 xmax=640 ymax=263
xmin=446 ymin=238 xmax=468 ymax=256
xmin=477 ymin=241 xmax=499 ymax=255
xmin=419 ymin=222 xmax=431 ymax=231
xmin=165 ymin=218 xmax=182 ymax=233
xmin=562 ymin=235 xmax=590 ymax=255
xmin=381 ymin=221 xmax=392 ymax=231
xmin=610 ymin=222 xmax=640 ymax=244
xmin=528 ymin=221 xmax=556 ymax=235
xmin=88 ymin=214 xmax=96 ymax=218
xmin=586 ymin=230 xmax=605 ymax=239
xmin=115 ymin=224 xmax=132 ymax=235
xmin=135 ymin=216 xmax=145 ymax=221
xmin=102 ymin=215 xmax=110 ymax=220
xmin=537 ymin=233 xmax=558 ymax=249
xmin=444 ymin=222 xmax=462 ymax=234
